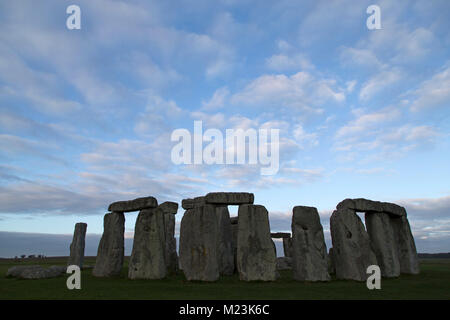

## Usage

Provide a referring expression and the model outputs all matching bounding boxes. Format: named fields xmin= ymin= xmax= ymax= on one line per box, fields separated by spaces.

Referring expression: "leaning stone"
xmin=337 ymin=198 xmax=405 ymax=217
xmin=108 ymin=196 xmax=158 ymax=212
xmin=330 ymin=208 xmax=377 ymax=281
xmin=283 ymin=237 xmax=293 ymax=258
xmin=271 ymin=232 xmax=291 ymax=238
xmin=291 ymin=206 xmax=330 ymax=281
xmin=205 ymin=192 xmax=254 ymax=205
xmin=93 ymin=212 xmax=125 ymax=277
xmin=67 ymin=222 xmax=87 ymax=268
xmin=237 ymin=204 xmax=277 ymax=281
xmin=181 ymin=196 xmax=206 ymax=210
xmin=365 ymin=212 xmax=400 ymax=278
xmin=276 ymin=257 xmax=292 ymax=271
xmin=215 ymin=206 xmax=234 ymax=276
xmin=179 ymin=204 xmax=220 ymax=281
xmin=391 ymin=215 xmax=420 ymax=274
xmin=129 ymin=208 xmax=167 ymax=279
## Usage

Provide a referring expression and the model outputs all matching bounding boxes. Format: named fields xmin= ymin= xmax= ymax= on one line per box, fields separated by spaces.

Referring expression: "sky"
xmin=0 ymin=0 xmax=449 ymax=257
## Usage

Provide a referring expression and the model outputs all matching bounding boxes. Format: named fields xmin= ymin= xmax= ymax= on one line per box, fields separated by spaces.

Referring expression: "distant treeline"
xmin=418 ymin=253 xmax=450 ymax=259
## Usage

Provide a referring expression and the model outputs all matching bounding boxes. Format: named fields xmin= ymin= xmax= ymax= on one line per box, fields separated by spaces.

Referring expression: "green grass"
xmin=1 ymin=257 xmax=449 ymax=300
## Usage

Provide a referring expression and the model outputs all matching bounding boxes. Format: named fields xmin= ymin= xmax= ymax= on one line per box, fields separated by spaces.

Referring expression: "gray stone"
xmin=291 ymin=206 xmax=330 ymax=281
xmin=181 ymin=196 xmax=206 ymax=210
xmin=236 ymin=204 xmax=277 ymax=281
xmin=108 ymin=196 xmax=158 ymax=212
xmin=205 ymin=192 xmax=254 ymax=205
xmin=391 ymin=215 xmax=420 ymax=274
xmin=330 ymin=208 xmax=377 ymax=281
xmin=283 ymin=237 xmax=293 ymax=258
xmin=179 ymin=204 xmax=220 ymax=281
xmin=231 ymin=223 xmax=238 ymax=273
xmin=128 ymin=208 xmax=167 ymax=279
xmin=93 ymin=212 xmax=125 ymax=277
xmin=159 ymin=201 xmax=179 ymax=214
xmin=215 ymin=206 xmax=234 ymax=276
xmin=67 ymin=222 xmax=87 ymax=268
xmin=328 ymin=248 xmax=336 ymax=275
xmin=163 ymin=211 xmax=178 ymax=275
xmin=6 ymin=265 xmax=66 ymax=279
xmin=271 ymin=232 xmax=290 ymax=238
xmin=276 ymin=257 xmax=292 ymax=271
xmin=337 ymin=198 xmax=406 ymax=217
xmin=365 ymin=212 xmax=400 ymax=278
xmin=230 ymin=216 xmax=239 ymax=225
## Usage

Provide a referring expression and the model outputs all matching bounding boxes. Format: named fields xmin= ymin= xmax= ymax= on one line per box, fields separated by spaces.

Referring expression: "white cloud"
xmin=201 ymin=87 xmax=230 ymax=110
xmin=359 ymin=68 xmax=403 ymax=101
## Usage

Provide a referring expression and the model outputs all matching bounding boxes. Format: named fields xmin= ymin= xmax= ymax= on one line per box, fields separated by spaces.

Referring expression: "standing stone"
xmin=328 ymin=248 xmax=336 ymax=275
xmin=391 ymin=215 xmax=420 ymax=274
xmin=231 ymin=222 xmax=238 ymax=273
xmin=68 ymin=222 xmax=87 ymax=268
xmin=159 ymin=201 xmax=179 ymax=275
xmin=93 ymin=212 xmax=125 ymax=277
xmin=215 ymin=206 xmax=234 ymax=276
xmin=283 ymin=237 xmax=293 ymax=258
xmin=128 ymin=208 xmax=167 ymax=279
xmin=291 ymin=206 xmax=330 ymax=281
xmin=330 ymin=208 xmax=377 ymax=281
xmin=237 ymin=204 xmax=277 ymax=281
xmin=365 ymin=212 xmax=400 ymax=278
xmin=179 ymin=204 xmax=219 ymax=281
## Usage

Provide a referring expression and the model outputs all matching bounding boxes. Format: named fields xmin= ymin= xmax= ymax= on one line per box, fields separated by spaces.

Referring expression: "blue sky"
xmin=1 ymin=0 xmax=450 ymax=257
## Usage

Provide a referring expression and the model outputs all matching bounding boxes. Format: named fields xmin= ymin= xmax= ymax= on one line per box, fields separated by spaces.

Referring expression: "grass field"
xmin=1 ymin=257 xmax=449 ymax=300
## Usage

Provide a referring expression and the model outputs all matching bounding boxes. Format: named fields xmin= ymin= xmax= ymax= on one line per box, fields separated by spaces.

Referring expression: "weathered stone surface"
xmin=163 ymin=211 xmax=178 ymax=275
xmin=205 ymin=192 xmax=254 ymax=205
xmin=328 ymin=248 xmax=336 ymax=275
xmin=291 ymin=206 xmax=330 ymax=281
xmin=108 ymin=196 xmax=158 ymax=212
xmin=237 ymin=204 xmax=277 ymax=281
xmin=365 ymin=212 xmax=400 ymax=278
xmin=271 ymin=232 xmax=290 ymax=238
xmin=283 ymin=237 xmax=293 ymax=258
xmin=181 ymin=196 xmax=205 ymax=210
xmin=159 ymin=201 xmax=178 ymax=214
xmin=231 ymin=223 xmax=238 ymax=273
xmin=93 ymin=212 xmax=125 ymax=277
xmin=179 ymin=204 xmax=220 ymax=281
xmin=67 ymin=222 xmax=87 ymax=268
xmin=337 ymin=198 xmax=406 ymax=217
xmin=6 ymin=265 xmax=66 ymax=279
xmin=215 ymin=206 xmax=234 ymax=276
xmin=276 ymin=257 xmax=292 ymax=271
xmin=128 ymin=208 xmax=167 ymax=279
xmin=330 ymin=208 xmax=377 ymax=281
xmin=391 ymin=215 xmax=420 ymax=274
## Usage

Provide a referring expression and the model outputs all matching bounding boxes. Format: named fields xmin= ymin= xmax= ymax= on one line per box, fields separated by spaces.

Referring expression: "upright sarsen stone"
xmin=283 ymin=237 xmax=293 ymax=258
xmin=330 ymin=208 xmax=377 ymax=281
xmin=215 ymin=206 xmax=234 ymax=276
xmin=179 ymin=205 xmax=219 ymax=281
xmin=128 ymin=208 xmax=167 ymax=279
xmin=159 ymin=202 xmax=179 ymax=275
xmin=365 ymin=212 xmax=400 ymax=278
xmin=93 ymin=212 xmax=125 ymax=277
xmin=237 ymin=204 xmax=277 ymax=281
xmin=68 ymin=222 xmax=87 ymax=268
xmin=391 ymin=215 xmax=420 ymax=274
xmin=291 ymin=206 xmax=330 ymax=281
